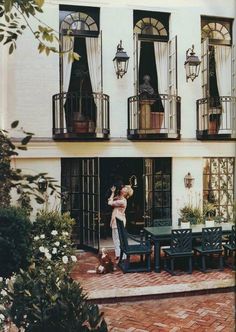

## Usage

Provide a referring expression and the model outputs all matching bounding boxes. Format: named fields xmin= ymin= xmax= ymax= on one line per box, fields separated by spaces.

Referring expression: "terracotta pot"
xmin=73 ymin=121 xmax=89 ymax=133
xmin=151 ymin=112 xmax=164 ymax=132
xmin=208 ymin=120 xmax=217 ymax=134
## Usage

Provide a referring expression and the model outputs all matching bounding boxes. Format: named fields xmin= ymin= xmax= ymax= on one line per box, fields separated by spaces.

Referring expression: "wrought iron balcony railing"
xmin=52 ymin=92 xmax=110 ymax=140
xmin=128 ymin=94 xmax=181 ymax=140
xmin=196 ymin=96 xmax=236 ymax=140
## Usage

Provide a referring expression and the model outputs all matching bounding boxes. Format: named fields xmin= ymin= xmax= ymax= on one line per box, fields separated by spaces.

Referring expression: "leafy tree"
xmin=0 ymin=0 xmax=79 ymax=60
xmin=0 ymin=121 xmax=59 ymax=213
xmin=0 ymin=206 xmax=32 ymax=277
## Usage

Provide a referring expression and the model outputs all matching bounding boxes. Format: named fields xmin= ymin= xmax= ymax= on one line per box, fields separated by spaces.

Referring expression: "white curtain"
xmin=62 ymin=36 xmax=74 ymax=133
xmin=154 ymin=42 xmax=168 ymax=94
xmin=85 ymin=37 xmax=101 ymax=133
xmin=214 ymin=45 xmax=231 ymax=132
xmin=154 ymin=42 xmax=168 ymax=131
xmin=63 ymin=36 xmax=74 ymax=93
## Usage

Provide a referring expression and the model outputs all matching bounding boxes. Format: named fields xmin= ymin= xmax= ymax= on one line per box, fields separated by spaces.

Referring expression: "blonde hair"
xmin=124 ymin=185 xmax=133 ymax=199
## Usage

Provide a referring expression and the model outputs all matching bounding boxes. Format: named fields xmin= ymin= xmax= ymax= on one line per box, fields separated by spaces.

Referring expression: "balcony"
xmin=127 ymin=94 xmax=181 ymax=140
xmin=52 ymin=92 xmax=110 ymax=140
xmin=196 ymin=96 xmax=236 ymax=140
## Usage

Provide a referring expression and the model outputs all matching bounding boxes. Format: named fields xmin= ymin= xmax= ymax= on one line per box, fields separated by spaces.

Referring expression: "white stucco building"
xmin=0 ymin=0 xmax=235 ymax=251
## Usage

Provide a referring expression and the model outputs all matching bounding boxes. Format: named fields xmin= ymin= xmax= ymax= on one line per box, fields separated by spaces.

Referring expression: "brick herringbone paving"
xmin=71 ymin=251 xmax=235 ymax=298
xmin=99 ymin=292 xmax=235 ymax=331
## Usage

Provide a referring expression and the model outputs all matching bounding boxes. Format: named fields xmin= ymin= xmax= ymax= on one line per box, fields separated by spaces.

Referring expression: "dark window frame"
xmin=153 ymin=158 xmax=172 ymax=220
xmin=59 ymin=5 xmax=100 ymax=37
xmin=134 ymin=10 xmax=170 ymax=42
xmin=201 ymin=15 xmax=233 ymax=46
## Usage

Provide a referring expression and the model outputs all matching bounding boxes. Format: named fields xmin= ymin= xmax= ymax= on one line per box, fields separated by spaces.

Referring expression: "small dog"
xmin=96 ymin=248 xmax=114 ymax=274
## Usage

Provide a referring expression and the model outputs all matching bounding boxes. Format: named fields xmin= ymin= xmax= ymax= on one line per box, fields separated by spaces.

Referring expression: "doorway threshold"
xmin=100 ymin=237 xmax=114 ymax=249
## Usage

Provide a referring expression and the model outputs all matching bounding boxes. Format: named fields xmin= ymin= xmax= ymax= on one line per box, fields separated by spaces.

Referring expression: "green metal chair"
xmin=223 ymin=225 xmax=235 ymax=270
xmin=194 ymin=226 xmax=223 ymax=272
xmin=163 ymin=228 xmax=193 ymax=275
xmin=116 ymin=218 xmax=152 ymax=273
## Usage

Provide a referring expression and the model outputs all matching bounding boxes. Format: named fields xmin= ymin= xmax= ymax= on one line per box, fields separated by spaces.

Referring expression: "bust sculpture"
xmin=139 ymin=75 xmax=154 ymax=99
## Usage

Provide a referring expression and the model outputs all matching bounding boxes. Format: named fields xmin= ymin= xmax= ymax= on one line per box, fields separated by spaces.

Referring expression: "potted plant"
xmin=72 ymin=66 xmax=95 ymax=134
xmin=203 ymin=200 xmax=216 ymax=227
xmin=179 ymin=204 xmax=203 ymax=228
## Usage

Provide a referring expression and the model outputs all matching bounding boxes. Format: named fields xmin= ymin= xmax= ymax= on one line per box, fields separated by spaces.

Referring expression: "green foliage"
xmin=0 ymin=121 xmax=60 ymax=213
xmin=0 ymin=206 xmax=32 ymax=278
xmin=203 ymin=200 xmax=216 ymax=219
xmin=33 ymin=210 xmax=75 ymax=236
xmin=2 ymin=271 xmax=107 ymax=332
xmin=0 ymin=0 xmax=79 ymax=60
xmin=179 ymin=204 xmax=203 ymax=224
xmin=0 ymin=209 xmax=107 ymax=331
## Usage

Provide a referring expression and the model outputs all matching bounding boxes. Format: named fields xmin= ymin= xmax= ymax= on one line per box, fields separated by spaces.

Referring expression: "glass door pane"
xmin=143 ymin=158 xmax=154 ymax=226
xmin=81 ymin=158 xmax=100 ymax=252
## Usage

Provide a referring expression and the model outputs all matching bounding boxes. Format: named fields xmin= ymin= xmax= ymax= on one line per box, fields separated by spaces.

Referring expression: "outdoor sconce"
xmin=38 ymin=176 xmax=48 ymax=192
xmin=184 ymin=172 xmax=195 ymax=189
xmin=113 ymin=40 xmax=129 ymax=79
xmin=129 ymin=174 xmax=138 ymax=188
xmin=184 ymin=45 xmax=201 ymax=82
xmin=61 ymin=191 xmax=69 ymax=205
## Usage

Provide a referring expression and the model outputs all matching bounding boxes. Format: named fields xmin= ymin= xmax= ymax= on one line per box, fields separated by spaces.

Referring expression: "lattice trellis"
xmin=203 ymin=158 xmax=234 ymax=220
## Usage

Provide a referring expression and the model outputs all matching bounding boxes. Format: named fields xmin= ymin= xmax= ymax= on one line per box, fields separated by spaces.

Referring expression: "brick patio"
xmin=71 ymin=250 xmax=235 ymax=301
xmin=7 ymin=250 xmax=235 ymax=332
xmin=70 ymin=250 xmax=235 ymax=331
xmin=99 ymin=292 xmax=235 ymax=331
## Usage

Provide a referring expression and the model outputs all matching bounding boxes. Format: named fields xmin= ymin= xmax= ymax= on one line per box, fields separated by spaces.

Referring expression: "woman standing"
xmin=108 ymin=185 xmax=133 ymax=261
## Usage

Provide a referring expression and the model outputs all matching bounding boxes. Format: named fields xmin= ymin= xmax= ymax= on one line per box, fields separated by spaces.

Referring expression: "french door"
xmin=143 ymin=158 xmax=154 ymax=226
xmin=80 ymin=158 xmax=100 ymax=252
xmin=61 ymin=158 xmax=100 ymax=252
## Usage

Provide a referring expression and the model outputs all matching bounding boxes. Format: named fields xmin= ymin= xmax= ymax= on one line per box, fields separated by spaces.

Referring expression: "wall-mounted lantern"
xmin=129 ymin=174 xmax=138 ymax=188
xmin=113 ymin=40 xmax=129 ymax=79
xmin=38 ymin=176 xmax=48 ymax=192
xmin=184 ymin=45 xmax=201 ymax=82
xmin=184 ymin=172 xmax=195 ymax=189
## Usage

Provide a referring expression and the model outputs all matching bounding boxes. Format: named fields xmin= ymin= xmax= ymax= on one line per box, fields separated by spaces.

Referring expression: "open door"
xmin=231 ymin=44 xmax=236 ymax=138
xmin=168 ymin=36 xmax=177 ymax=135
xmin=143 ymin=158 xmax=154 ymax=226
xmin=201 ymin=38 xmax=209 ymax=98
xmin=199 ymin=38 xmax=209 ymax=131
xmin=80 ymin=158 xmax=100 ymax=252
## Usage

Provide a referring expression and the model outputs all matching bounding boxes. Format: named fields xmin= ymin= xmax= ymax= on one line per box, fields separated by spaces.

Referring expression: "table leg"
xmin=153 ymin=240 xmax=161 ymax=272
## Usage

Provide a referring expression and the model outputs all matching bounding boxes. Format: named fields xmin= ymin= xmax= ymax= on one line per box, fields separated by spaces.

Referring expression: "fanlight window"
xmin=202 ymin=22 xmax=231 ymax=42
xmin=134 ymin=17 xmax=167 ymax=36
xmin=61 ymin=12 xmax=98 ymax=32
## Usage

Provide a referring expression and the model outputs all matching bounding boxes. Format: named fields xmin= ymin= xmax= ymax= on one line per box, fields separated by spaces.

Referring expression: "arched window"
xmin=201 ymin=18 xmax=232 ymax=46
xmin=134 ymin=17 xmax=168 ymax=37
xmin=60 ymin=11 xmax=99 ymax=36
xmin=59 ymin=6 xmax=102 ymax=135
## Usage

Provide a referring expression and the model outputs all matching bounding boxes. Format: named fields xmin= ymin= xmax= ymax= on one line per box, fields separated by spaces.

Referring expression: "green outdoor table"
xmin=144 ymin=223 xmax=233 ymax=273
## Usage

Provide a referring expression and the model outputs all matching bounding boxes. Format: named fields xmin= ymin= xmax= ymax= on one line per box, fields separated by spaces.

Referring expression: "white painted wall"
xmin=1 ymin=0 xmax=235 ymax=222
xmin=5 ymin=4 xmax=59 ymax=137
xmin=2 ymin=0 xmax=235 ymax=139
xmin=172 ymin=157 xmax=203 ymax=227
xmin=101 ymin=7 xmax=133 ymax=137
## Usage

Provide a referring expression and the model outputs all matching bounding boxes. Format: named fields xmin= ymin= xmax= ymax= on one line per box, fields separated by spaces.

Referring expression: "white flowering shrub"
xmin=0 ymin=210 xmax=108 ymax=331
xmin=0 ymin=264 xmax=107 ymax=332
xmin=32 ymin=229 xmax=76 ymax=268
